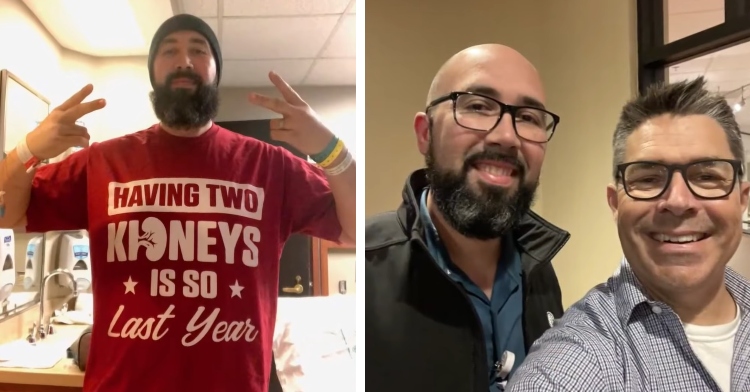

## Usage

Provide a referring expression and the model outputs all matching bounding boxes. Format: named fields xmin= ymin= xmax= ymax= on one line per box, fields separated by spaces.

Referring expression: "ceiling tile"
xmin=304 ymin=59 xmax=355 ymax=86
xmin=221 ymin=59 xmax=314 ymax=87
xmin=222 ymin=16 xmax=339 ymax=60
xmin=181 ymin=0 xmax=218 ymax=17
xmin=223 ymin=0 xmax=350 ymax=17
xmin=347 ymin=0 xmax=355 ymax=14
xmin=321 ymin=15 xmax=355 ymax=58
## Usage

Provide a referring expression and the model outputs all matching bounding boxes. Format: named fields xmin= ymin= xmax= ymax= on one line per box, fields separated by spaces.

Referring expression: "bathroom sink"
xmin=0 ymin=325 xmax=84 ymax=369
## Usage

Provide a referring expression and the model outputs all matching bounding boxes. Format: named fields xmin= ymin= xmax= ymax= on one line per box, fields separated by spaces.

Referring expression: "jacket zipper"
xmin=415 ymin=240 xmax=490 ymax=391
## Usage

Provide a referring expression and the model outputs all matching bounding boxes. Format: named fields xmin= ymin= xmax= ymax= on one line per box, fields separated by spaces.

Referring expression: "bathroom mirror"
xmin=0 ymin=69 xmax=50 ymax=319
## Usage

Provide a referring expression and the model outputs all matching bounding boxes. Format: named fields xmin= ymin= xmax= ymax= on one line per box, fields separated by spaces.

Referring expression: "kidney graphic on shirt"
xmin=103 ymin=177 xmax=266 ymax=347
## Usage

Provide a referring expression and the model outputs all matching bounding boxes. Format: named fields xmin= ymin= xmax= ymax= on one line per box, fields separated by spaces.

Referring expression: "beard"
xmin=425 ymin=138 xmax=538 ymax=240
xmin=149 ymin=70 xmax=219 ymax=131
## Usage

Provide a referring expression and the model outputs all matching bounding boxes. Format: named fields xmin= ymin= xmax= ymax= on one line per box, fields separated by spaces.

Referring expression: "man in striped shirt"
xmin=506 ymin=77 xmax=750 ymax=392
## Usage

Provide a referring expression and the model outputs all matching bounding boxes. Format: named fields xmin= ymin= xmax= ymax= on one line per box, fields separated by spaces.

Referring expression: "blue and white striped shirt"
xmin=506 ymin=258 xmax=750 ymax=392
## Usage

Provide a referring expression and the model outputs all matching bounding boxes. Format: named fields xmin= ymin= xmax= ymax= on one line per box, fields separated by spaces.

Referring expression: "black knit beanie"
xmin=148 ymin=14 xmax=222 ymax=87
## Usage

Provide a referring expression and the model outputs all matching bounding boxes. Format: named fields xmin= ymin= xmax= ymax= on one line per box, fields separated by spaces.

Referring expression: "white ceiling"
xmin=22 ymin=0 xmax=175 ymax=56
xmin=21 ymin=0 xmax=356 ymax=88
xmin=173 ymin=0 xmax=355 ymax=87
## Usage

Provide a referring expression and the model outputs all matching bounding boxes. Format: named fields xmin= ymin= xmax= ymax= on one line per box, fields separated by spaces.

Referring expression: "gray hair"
xmin=612 ymin=76 xmax=744 ymax=178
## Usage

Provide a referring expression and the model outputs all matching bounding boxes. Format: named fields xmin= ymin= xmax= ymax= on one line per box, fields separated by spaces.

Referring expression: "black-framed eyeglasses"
xmin=425 ymin=91 xmax=560 ymax=143
xmin=616 ymin=159 xmax=743 ymax=200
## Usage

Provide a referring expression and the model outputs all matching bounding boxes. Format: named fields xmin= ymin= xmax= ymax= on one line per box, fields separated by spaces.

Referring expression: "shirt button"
xmin=652 ymin=305 xmax=662 ymax=314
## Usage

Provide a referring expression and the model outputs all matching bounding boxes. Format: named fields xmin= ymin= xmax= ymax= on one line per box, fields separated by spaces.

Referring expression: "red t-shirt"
xmin=26 ymin=123 xmax=342 ymax=392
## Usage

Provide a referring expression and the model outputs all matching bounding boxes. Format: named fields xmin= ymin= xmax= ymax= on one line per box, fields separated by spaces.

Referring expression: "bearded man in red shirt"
xmin=0 ymin=13 xmax=355 ymax=392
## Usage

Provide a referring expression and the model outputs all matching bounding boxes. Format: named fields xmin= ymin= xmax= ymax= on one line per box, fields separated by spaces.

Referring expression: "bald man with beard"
xmin=365 ymin=44 xmax=569 ymax=392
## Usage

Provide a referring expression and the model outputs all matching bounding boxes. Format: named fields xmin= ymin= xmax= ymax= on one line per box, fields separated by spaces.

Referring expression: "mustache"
xmin=644 ymin=216 xmax=713 ymax=234
xmin=463 ymin=151 xmax=525 ymax=175
xmin=165 ymin=70 xmax=204 ymax=86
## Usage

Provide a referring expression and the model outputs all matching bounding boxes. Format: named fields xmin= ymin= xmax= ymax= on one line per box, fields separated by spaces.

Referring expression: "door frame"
xmin=311 ymin=239 xmax=323 ymax=296
xmin=311 ymin=239 xmax=355 ymax=296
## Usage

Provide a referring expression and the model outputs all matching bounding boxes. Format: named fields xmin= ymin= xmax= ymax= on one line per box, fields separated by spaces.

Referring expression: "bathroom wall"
xmin=0 ymin=0 xmax=95 ymax=107
xmin=0 ymin=1 xmax=100 ymax=309
xmin=86 ymin=56 xmax=158 ymax=141
xmin=0 ymin=0 xmax=94 ymax=344
xmin=327 ymin=249 xmax=356 ymax=296
xmin=0 ymin=0 xmax=155 ymax=150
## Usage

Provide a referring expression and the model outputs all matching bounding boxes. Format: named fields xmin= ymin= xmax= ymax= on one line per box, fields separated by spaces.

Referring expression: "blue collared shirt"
xmin=419 ymin=189 xmax=526 ymax=391
xmin=506 ymin=258 xmax=750 ymax=392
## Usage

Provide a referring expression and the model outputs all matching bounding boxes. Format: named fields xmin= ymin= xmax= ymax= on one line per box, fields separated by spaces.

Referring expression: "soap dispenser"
xmin=23 ymin=235 xmax=43 ymax=290
xmin=0 ymin=229 xmax=15 ymax=303
xmin=58 ymin=231 xmax=91 ymax=291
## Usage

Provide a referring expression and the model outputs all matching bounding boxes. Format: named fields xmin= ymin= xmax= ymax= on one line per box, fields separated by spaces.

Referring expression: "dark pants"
xmin=269 ymin=356 xmax=283 ymax=392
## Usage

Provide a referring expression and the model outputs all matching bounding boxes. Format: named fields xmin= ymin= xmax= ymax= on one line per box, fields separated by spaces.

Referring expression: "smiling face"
xmin=414 ymin=45 xmax=550 ymax=239
xmin=607 ymin=114 xmax=749 ymax=295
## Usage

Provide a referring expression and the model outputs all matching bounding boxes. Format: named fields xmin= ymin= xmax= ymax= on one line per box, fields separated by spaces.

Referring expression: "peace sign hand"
xmin=248 ymin=72 xmax=335 ymax=157
xmin=26 ymin=84 xmax=106 ymax=160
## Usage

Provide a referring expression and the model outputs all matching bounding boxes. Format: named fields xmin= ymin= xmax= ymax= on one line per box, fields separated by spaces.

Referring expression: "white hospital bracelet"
xmin=16 ymin=137 xmax=41 ymax=173
xmin=323 ymin=150 xmax=353 ymax=176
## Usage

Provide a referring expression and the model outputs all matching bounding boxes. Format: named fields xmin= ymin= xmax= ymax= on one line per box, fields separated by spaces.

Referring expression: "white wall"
xmin=327 ymin=250 xmax=356 ymax=296
xmin=0 ymin=0 xmax=154 ymax=143
xmin=87 ymin=56 xmax=158 ymax=141
xmin=0 ymin=0 xmax=100 ymax=307
xmin=0 ymin=0 xmax=92 ymax=109
xmin=216 ymin=86 xmax=357 ymax=159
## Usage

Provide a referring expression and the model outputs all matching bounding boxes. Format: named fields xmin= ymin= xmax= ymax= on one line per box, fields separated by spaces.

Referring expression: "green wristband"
xmin=311 ymin=136 xmax=339 ymax=163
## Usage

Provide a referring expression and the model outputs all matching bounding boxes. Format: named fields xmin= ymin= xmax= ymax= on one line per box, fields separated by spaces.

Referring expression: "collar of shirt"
xmin=611 ymin=257 xmax=750 ymax=328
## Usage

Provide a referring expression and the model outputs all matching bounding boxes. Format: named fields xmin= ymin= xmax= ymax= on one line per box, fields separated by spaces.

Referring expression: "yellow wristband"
xmin=319 ymin=139 xmax=344 ymax=168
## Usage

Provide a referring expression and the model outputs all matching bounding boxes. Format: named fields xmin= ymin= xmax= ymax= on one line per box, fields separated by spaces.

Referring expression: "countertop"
xmin=0 ymin=324 xmax=86 ymax=387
